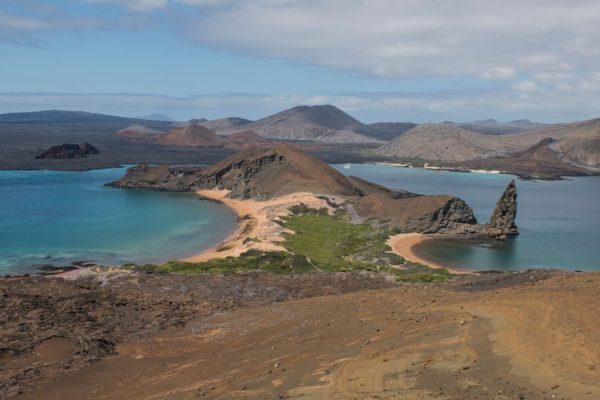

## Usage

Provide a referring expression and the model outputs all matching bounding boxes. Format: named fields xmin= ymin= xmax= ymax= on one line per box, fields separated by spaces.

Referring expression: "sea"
xmin=0 ymin=168 xmax=237 ymax=275
xmin=2 ymin=165 xmax=599 ymax=275
xmin=334 ymin=164 xmax=600 ymax=271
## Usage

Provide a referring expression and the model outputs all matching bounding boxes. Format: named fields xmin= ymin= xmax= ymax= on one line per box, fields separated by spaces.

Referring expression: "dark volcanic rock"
xmin=486 ymin=180 xmax=519 ymax=238
xmin=110 ymin=164 xmax=193 ymax=192
xmin=352 ymin=191 xmax=480 ymax=234
xmin=36 ymin=143 xmax=100 ymax=159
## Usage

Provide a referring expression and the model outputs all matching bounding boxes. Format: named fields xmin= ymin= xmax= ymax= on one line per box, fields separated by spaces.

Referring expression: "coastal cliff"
xmin=111 ymin=143 xmax=517 ymax=237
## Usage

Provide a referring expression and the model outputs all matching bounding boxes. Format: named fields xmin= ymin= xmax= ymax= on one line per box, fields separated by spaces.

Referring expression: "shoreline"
xmin=388 ymin=233 xmax=474 ymax=275
xmin=183 ymin=190 xmax=339 ymax=263
xmin=185 ymin=192 xmax=474 ymax=276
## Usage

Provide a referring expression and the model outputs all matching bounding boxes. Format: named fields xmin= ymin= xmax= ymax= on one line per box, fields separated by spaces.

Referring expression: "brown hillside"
xmin=377 ymin=119 xmax=600 ymax=170
xmin=116 ymin=124 xmax=164 ymax=140
xmin=200 ymin=143 xmax=364 ymax=199
xmin=458 ymin=138 xmax=593 ymax=179
xmin=227 ymin=130 xmax=265 ymax=143
xmin=543 ymin=118 xmax=600 ymax=167
xmin=153 ymin=124 xmax=228 ymax=147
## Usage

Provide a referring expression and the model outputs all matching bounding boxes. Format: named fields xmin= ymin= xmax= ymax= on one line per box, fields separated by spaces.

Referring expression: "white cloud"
xmin=0 ymin=11 xmax=50 ymax=30
xmin=511 ymin=81 xmax=542 ymax=93
xmin=0 ymin=11 xmax=103 ymax=31
xmin=4 ymin=0 xmax=600 ymax=121
xmin=0 ymin=9 xmax=105 ymax=46
xmin=480 ymin=67 xmax=517 ymax=80
xmin=84 ymin=0 xmax=168 ymax=11
xmin=180 ymin=0 xmax=600 ymax=82
xmin=175 ymin=0 xmax=232 ymax=5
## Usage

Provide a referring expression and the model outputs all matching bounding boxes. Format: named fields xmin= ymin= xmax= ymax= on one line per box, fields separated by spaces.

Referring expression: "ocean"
xmin=0 ymin=168 xmax=237 ymax=274
xmin=334 ymin=164 xmax=600 ymax=271
xmin=3 ymin=164 xmax=599 ymax=274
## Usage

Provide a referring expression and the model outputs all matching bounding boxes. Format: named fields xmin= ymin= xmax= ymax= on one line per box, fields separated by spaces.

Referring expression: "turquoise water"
xmin=0 ymin=168 xmax=237 ymax=274
xmin=334 ymin=164 xmax=600 ymax=271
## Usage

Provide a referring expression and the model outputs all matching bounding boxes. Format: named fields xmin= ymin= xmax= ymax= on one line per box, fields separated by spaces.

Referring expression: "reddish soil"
xmin=2 ymin=270 xmax=600 ymax=400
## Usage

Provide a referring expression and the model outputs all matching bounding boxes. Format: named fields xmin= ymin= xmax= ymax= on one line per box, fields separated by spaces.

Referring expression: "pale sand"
xmin=186 ymin=192 xmax=471 ymax=275
xmin=388 ymin=233 xmax=473 ymax=274
xmin=183 ymin=189 xmax=341 ymax=263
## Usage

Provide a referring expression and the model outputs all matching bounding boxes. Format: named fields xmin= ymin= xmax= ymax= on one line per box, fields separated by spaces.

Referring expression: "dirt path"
xmin=14 ymin=271 xmax=600 ymax=400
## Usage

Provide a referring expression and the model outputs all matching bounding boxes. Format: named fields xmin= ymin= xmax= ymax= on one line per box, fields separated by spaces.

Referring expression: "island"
xmin=2 ymin=144 xmax=599 ymax=400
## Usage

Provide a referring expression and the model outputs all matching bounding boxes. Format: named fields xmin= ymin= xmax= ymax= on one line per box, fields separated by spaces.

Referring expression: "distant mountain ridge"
xmin=201 ymin=105 xmax=417 ymax=144
xmin=377 ymin=118 xmax=600 ymax=170
xmin=460 ymin=119 xmax=550 ymax=134
xmin=364 ymin=122 xmax=417 ymax=141
xmin=0 ymin=110 xmax=169 ymax=125
xmin=200 ymin=117 xmax=253 ymax=133
xmin=206 ymin=105 xmax=381 ymax=144
xmin=135 ymin=113 xmax=175 ymax=122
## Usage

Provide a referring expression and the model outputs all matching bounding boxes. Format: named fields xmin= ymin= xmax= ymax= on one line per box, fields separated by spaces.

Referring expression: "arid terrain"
xmin=2 ymin=108 xmax=599 ymax=179
xmin=2 ymin=269 xmax=599 ymax=399
xmin=376 ymin=119 xmax=600 ymax=178
xmin=2 ymin=144 xmax=598 ymax=399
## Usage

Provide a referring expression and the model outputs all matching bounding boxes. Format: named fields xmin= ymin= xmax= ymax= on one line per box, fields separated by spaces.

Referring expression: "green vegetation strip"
xmin=131 ymin=205 xmax=454 ymax=283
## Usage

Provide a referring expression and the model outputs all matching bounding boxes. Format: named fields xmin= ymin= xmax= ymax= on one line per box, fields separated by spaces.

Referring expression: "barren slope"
xmin=153 ymin=123 xmax=228 ymax=147
xmin=11 ymin=270 xmax=600 ymax=400
xmin=457 ymin=138 xmax=593 ymax=179
xmin=377 ymin=119 xmax=600 ymax=169
xmin=377 ymin=123 xmax=543 ymax=162
xmin=225 ymin=105 xmax=383 ymax=144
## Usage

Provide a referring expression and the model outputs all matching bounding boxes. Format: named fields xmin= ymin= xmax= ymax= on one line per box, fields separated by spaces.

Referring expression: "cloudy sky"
xmin=1 ymin=0 xmax=600 ymax=122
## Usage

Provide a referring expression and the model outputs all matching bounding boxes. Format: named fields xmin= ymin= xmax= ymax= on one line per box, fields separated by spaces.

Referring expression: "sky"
xmin=1 ymin=0 xmax=600 ymax=123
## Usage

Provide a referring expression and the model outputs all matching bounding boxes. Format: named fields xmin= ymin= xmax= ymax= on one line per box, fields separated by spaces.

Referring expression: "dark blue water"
xmin=0 ymin=168 xmax=237 ymax=274
xmin=334 ymin=164 xmax=600 ymax=271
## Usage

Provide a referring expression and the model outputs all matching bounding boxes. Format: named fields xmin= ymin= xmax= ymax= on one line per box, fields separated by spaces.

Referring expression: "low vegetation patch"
xmin=133 ymin=250 xmax=313 ymax=274
xmin=131 ymin=204 xmax=454 ymax=283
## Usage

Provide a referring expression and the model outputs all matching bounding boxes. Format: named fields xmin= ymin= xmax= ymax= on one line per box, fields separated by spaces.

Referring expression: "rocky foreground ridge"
xmin=111 ymin=143 xmax=517 ymax=238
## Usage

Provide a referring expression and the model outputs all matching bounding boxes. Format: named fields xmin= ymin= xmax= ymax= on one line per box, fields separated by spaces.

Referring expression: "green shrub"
xmin=131 ymin=207 xmax=454 ymax=283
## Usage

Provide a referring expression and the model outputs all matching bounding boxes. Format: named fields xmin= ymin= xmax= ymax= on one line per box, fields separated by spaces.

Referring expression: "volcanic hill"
xmin=213 ymin=105 xmax=382 ymax=143
xmin=456 ymin=138 xmax=593 ymax=179
xmin=152 ymin=123 xmax=228 ymax=147
xmin=117 ymin=124 xmax=165 ymax=140
xmin=376 ymin=119 xmax=600 ymax=177
xmin=112 ymin=143 xmax=516 ymax=237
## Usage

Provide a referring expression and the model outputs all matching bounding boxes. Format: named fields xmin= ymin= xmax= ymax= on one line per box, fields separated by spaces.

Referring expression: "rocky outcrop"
xmin=486 ymin=180 xmax=518 ymax=239
xmin=36 ymin=143 xmax=100 ymax=159
xmin=352 ymin=192 xmax=479 ymax=234
xmin=112 ymin=144 xmax=364 ymax=199
xmin=111 ymin=164 xmax=193 ymax=192
xmin=112 ymin=143 xmax=517 ymax=238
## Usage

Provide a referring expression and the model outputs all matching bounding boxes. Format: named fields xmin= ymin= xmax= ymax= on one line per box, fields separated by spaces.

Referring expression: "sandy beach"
xmin=183 ymin=189 xmax=341 ymax=263
xmin=388 ymin=233 xmax=472 ymax=274
xmin=186 ymin=193 xmax=471 ymax=275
